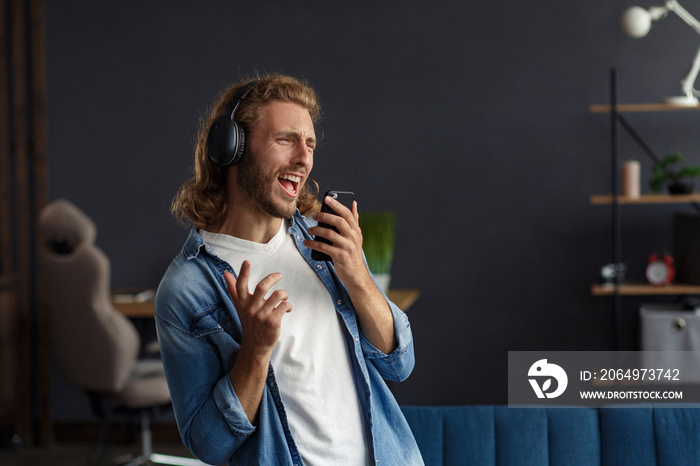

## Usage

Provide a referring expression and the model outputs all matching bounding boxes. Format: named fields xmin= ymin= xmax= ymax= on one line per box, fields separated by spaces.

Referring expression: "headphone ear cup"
xmin=206 ymin=80 xmax=260 ymax=166
xmin=207 ymin=108 xmax=243 ymax=166
xmin=230 ymin=121 xmax=246 ymax=166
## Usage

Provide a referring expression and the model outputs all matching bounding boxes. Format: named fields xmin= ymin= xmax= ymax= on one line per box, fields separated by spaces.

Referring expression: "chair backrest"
xmin=38 ymin=199 xmax=139 ymax=393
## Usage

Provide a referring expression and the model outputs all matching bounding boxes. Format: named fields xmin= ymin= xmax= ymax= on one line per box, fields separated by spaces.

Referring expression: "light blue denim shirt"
xmin=154 ymin=212 xmax=423 ymax=466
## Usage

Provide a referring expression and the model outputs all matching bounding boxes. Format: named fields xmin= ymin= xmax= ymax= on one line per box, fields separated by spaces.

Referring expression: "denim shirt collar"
xmin=183 ymin=210 xmax=306 ymax=261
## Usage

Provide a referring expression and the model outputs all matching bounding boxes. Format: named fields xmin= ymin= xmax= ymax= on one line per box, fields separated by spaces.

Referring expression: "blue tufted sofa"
xmin=401 ymin=404 xmax=700 ymax=465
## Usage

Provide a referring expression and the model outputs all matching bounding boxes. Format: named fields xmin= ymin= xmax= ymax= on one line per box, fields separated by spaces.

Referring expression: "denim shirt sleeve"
xmin=358 ymin=286 xmax=416 ymax=382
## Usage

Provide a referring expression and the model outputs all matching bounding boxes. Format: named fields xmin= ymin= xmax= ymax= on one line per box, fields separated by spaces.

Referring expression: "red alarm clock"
xmin=646 ymin=253 xmax=675 ymax=286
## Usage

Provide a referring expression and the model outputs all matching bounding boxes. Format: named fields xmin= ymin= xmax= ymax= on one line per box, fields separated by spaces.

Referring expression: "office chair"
xmin=38 ymin=199 xmax=210 ymax=466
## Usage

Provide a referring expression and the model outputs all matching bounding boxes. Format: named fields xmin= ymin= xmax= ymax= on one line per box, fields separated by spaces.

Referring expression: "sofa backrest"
xmin=401 ymin=404 xmax=700 ymax=466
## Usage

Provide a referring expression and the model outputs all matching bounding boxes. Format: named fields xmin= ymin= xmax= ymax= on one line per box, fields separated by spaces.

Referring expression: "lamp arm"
xmin=666 ymin=0 xmax=700 ymax=35
xmin=665 ymin=1 xmax=700 ymax=97
xmin=681 ymin=45 xmax=700 ymax=98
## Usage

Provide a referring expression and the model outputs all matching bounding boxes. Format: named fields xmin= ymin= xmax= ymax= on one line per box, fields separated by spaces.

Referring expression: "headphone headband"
xmin=227 ymin=80 xmax=260 ymax=119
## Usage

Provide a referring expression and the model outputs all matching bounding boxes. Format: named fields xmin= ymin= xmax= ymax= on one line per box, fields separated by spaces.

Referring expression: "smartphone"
xmin=311 ymin=190 xmax=355 ymax=262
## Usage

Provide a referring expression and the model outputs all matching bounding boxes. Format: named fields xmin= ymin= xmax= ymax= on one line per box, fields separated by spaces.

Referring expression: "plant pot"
xmin=374 ymin=273 xmax=391 ymax=293
xmin=669 ymin=182 xmax=694 ymax=195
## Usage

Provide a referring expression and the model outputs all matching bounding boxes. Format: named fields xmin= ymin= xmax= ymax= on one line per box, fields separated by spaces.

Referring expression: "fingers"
xmin=235 ymin=260 xmax=251 ymax=307
xmin=309 ymin=196 xmax=362 ymax=247
xmin=253 ymin=271 xmax=283 ymax=300
xmin=309 ymin=197 xmax=357 ymax=241
xmin=228 ymin=262 xmax=289 ymax=315
xmin=262 ymin=288 xmax=291 ymax=315
xmin=247 ymin=288 xmax=291 ymax=333
xmin=270 ymin=293 xmax=293 ymax=314
xmin=319 ymin=195 xmax=354 ymax=226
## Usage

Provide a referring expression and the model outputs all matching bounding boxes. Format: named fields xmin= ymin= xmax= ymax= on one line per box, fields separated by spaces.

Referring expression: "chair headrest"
xmin=38 ymin=199 xmax=97 ymax=252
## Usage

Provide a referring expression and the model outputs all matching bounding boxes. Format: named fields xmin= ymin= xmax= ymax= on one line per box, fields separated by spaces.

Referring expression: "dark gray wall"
xmin=45 ymin=1 xmax=700 ymax=417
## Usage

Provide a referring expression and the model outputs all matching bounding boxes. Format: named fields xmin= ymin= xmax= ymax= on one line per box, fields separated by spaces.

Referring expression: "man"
xmin=155 ymin=74 xmax=423 ymax=465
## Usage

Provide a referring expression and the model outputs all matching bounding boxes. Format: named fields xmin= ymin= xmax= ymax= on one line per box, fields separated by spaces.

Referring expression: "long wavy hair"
xmin=172 ymin=74 xmax=322 ymax=229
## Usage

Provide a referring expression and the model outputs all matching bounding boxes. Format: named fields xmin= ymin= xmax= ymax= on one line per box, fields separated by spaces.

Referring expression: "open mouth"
xmin=278 ymin=173 xmax=302 ymax=196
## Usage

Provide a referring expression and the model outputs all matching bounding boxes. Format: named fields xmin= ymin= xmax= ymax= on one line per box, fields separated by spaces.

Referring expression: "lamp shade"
xmin=622 ymin=6 xmax=653 ymax=38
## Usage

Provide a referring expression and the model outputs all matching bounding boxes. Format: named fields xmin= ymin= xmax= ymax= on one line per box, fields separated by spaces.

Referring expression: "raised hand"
xmin=225 ymin=260 xmax=292 ymax=357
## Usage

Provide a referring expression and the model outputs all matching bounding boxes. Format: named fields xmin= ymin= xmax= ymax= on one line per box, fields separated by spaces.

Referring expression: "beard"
xmin=236 ymin=149 xmax=300 ymax=219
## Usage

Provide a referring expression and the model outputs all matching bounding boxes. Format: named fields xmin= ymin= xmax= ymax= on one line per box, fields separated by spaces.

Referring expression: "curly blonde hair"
xmin=172 ymin=74 xmax=322 ymax=229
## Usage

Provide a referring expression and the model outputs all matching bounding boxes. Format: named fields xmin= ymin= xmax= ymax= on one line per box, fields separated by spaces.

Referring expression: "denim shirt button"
xmin=316 ymin=264 xmax=322 ymax=270
xmin=336 ymin=299 xmax=342 ymax=305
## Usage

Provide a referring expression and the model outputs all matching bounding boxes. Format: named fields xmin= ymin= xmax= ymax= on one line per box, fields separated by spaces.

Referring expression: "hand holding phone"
xmin=310 ymin=190 xmax=355 ymax=262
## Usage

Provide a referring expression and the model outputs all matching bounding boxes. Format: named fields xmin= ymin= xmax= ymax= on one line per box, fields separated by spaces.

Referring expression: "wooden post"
xmin=0 ymin=0 xmax=51 ymax=446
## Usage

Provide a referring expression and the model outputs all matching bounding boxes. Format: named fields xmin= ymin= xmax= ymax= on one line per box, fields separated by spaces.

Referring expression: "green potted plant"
xmin=359 ymin=211 xmax=397 ymax=292
xmin=649 ymin=152 xmax=700 ymax=194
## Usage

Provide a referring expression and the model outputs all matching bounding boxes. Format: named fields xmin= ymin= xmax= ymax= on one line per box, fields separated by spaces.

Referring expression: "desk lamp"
xmin=622 ymin=1 xmax=700 ymax=105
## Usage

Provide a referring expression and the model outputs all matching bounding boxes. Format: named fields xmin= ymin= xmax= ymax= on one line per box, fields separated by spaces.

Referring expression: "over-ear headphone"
xmin=207 ymin=80 xmax=260 ymax=167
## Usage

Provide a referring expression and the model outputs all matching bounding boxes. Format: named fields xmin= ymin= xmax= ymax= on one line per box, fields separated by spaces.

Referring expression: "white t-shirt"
xmin=201 ymin=222 xmax=369 ymax=465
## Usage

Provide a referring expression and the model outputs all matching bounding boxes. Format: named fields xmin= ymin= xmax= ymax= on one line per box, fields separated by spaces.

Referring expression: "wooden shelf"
xmin=590 ymin=194 xmax=700 ymax=205
xmin=589 ymin=103 xmax=700 ymax=113
xmin=112 ymin=298 xmax=155 ymax=318
xmin=591 ymin=193 xmax=700 ymax=298
xmin=387 ymin=289 xmax=421 ymax=311
xmin=592 ymin=282 xmax=700 ymax=296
